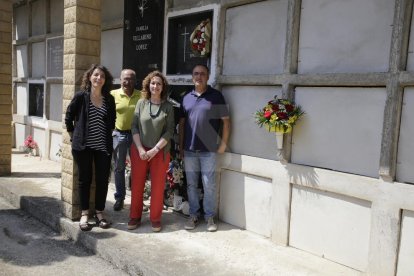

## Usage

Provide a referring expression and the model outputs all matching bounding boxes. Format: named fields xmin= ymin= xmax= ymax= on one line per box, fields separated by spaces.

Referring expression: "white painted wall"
xmin=50 ymin=0 xmax=64 ymax=34
xmin=49 ymin=131 xmax=62 ymax=162
xmin=101 ymin=0 xmax=124 ymax=82
xmin=31 ymin=42 xmax=46 ymax=78
xmin=219 ymin=169 xmax=273 ymax=237
xmin=32 ymin=125 xmax=45 ymax=157
xmin=31 ymin=0 xmax=46 ymax=36
xmin=397 ymin=210 xmax=414 ymax=276
xmin=14 ymin=123 xmax=29 ymax=151
xmin=406 ymin=5 xmax=414 ymax=71
xmin=396 ymin=88 xmax=414 ymax=184
xmin=49 ymin=84 xmax=62 ymax=122
xmin=16 ymin=83 xmax=28 ymax=116
xmin=292 ymin=87 xmax=386 ymax=178
xmin=298 ymin=0 xmax=394 ymax=73
xmin=16 ymin=45 xmax=28 ymax=78
xmin=14 ymin=5 xmax=28 ymax=40
xmin=289 ymin=185 xmax=371 ymax=271
xmin=223 ymin=0 xmax=288 ymax=75
xmin=102 ymin=0 xmax=124 ymax=23
xmin=222 ymin=85 xmax=282 ymax=160
xmin=101 ymin=29 xmax=123 ymax=81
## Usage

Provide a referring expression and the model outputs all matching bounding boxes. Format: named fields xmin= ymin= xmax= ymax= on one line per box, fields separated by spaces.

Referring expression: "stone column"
xmin=0 ymin=0 xmax=12 ymax=176
xmin=61 ymin=0 xmax=101 ymax=219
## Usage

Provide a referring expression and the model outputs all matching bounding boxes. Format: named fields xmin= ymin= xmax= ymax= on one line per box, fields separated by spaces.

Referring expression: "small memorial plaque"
xmin=123 ymin=0 xmax=165 ymax=84
xmin=46 ymin=37 xmax=63 ymax=78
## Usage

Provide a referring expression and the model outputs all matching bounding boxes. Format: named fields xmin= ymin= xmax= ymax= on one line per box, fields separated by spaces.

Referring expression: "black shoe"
xmin=113 ymin=199 xmax=124 ymax=211
xmin=95 ymin=211 xmax=111 ymax=229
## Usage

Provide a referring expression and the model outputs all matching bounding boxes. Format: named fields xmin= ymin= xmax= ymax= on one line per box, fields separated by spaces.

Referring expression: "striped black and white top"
xmin=85 ymin=99 xmax=108 ymax=154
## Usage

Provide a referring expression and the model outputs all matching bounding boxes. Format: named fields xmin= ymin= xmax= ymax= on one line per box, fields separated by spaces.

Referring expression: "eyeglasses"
xmin=192 ymin=72 xmax=207 ymax=77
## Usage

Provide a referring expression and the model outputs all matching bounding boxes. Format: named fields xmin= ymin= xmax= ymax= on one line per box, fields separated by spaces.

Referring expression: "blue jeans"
xmin=112 ymin=130 xmax=132 ymax=200
xmin=184 ymin=151 xmax=217 ymax=219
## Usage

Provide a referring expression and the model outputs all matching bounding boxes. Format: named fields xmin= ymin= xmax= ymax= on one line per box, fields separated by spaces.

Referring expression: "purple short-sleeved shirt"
xmin=180 ymin=86 xmax=229 ymax=152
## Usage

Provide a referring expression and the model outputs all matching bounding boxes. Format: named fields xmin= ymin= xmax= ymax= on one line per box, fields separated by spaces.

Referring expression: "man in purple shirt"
xmin=179 ymin=64 xmax=230 ymax=232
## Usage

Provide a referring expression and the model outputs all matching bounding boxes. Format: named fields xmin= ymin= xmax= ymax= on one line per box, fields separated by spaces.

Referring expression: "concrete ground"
xmin=0 ymin=151 xmax=362 ymax=275
xmin=0 ymin=196 xmax=128 ymax=276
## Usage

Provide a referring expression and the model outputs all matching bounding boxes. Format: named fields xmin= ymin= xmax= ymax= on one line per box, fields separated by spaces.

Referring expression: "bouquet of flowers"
xmin=190 ymin=19 xmax=211 ymax=57
xmin=165 ymin=159 xmax=188 ymax=210
xmin=166 ymin=159 xmax=184 ymax=189
xmin=255 ymin=96 xmax=304 ymax=133
xmin=24 ymin=135 xmax=38 ymax=155
xmin=125 ymin=158 xmax=131 ymax=191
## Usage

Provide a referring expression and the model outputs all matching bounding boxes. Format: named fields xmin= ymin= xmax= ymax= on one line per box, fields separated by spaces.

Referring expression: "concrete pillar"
xmin=0 ymin=0 xmax=12 ymax=176
xmin=61 ymin=0 xmax=101 ymax=219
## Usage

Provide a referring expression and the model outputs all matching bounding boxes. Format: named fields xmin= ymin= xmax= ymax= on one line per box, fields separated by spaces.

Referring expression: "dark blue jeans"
xmin=72 ymin=148 xmax=111 ymax=211
xmin=112 ymin=130 xmax=132 ymax=200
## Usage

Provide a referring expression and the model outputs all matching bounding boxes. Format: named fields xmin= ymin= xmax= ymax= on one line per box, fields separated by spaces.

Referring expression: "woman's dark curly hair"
xmin=141 ymin=71 xmax=169 ymax=101
xmin=80 ymin=64 xmax=114 ymax=96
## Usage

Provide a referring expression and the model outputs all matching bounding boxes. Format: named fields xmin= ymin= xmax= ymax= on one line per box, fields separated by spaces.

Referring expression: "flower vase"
xmin=276 ymin=132 xmax=283 ymax=150
xmin=31 ymin=148 xmax=39 ymax=156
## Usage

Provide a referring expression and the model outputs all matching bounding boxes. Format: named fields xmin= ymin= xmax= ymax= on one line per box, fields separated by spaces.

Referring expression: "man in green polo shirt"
xmin=111 ymin=69 xmax=141 ymax=211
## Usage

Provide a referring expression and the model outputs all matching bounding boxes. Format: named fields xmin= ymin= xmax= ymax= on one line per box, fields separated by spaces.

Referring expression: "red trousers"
xmin=130 ymin=144 xmax=170 ymax=222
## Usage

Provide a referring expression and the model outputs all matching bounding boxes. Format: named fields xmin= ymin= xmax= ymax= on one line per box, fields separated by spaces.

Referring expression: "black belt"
xmin=116 ymin=129 xmax=131 ymax=134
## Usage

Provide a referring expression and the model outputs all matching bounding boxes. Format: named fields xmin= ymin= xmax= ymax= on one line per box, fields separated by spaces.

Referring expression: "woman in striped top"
xmin=65 ymin=64 xmax=116 ymax=231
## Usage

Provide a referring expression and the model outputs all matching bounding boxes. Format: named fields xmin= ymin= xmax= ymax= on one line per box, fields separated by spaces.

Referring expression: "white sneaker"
xmin=184 ymin=216 xmax=199 ymax=230
xmin=206 ymin=217 xmax=217 ymax=232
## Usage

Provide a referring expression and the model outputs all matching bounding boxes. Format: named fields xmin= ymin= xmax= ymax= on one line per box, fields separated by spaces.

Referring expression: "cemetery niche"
xmin=28 ymin=82 xmax=44 ymax=117
xmin=167 ymin=10 xmax=213 ymax=75
xmin=123 ymin=0 xmax=165 ymax=84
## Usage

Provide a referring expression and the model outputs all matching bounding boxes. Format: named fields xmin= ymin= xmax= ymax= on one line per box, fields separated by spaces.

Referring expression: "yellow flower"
xmin=269 ymin=114 xmax=277 ymax=123
xmin=288 ymin=115 xmax=297 ymax=124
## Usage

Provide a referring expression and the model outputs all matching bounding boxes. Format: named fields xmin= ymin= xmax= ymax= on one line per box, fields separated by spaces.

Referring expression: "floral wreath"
xmin=190 ymin=19 xmax=211 ymax=57
xmin=255 ymin=96 xmax=304 ymax=133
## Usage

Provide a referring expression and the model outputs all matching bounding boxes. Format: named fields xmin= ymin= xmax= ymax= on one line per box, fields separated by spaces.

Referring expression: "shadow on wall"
xmin=285 ymin=162 xmax=319 ymax=188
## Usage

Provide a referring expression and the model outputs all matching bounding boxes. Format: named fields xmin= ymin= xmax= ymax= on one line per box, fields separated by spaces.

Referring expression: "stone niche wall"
xmin=222 ymin=0 xmax=287 ymax=75
xmin=298 ymin=0 xmax=394 ymax=73
xmin=292 ymin=87 xmax=386 ymax=178
xmin=15 ymin=45 xmax=27 ymax=78
xmin=31 ymin=0 xmax=46 ymax=36
xmin=217 ymin=0 xmax=414 ymax=274
xmin=14 ymin=4 xmax=28 ymax=40
xmin=31 ymin=42 xmax=45 ymax=78
xmin=397 ymin=210 xmax=414 ymax=275
xmin=221 ymin=85 xmax=283 ymax=161
xmin=289 ymin=185 xmax=372 ymax=271
xmin=396 ymin=88 xmax=414 ymax=184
